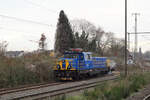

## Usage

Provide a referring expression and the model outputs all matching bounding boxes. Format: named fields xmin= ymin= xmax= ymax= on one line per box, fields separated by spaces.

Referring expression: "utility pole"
xmin=125 ymin=0 xmax=128 ymax=77
xmin=132 ymin=13 xmax=140 ymax=57
xmin=128 ymin=32 xmax=130 ymax=50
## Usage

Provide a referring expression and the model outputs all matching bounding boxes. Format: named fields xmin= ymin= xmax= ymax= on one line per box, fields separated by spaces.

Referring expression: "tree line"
xmin=54 ymin=10 xmax=125 ymax=57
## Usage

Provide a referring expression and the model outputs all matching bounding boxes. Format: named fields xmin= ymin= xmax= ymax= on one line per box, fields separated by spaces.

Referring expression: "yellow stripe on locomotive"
xmin=53 ymin=60 xmax=75 ymax=71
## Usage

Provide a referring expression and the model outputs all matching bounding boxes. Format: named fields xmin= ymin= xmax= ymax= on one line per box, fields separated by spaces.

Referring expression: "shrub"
xmin=0 ymin=53 xmax=57 ymax=88
xmin=63 ymin=72 xmax=150 ymax=100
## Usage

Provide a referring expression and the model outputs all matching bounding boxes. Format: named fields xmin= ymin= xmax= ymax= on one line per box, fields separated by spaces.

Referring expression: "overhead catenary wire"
xmin=141 ymin=35 xmax=150 ymax=41
xmin=23 ymin=0 xmax=58 ymax=14
xmin=0 ymin=0 xmax=73 ymax=28
xmin=129 ymin=32 xmax=150 ymax=34
xmin=23 ymin=0 xmax=75 ymax=19
xmin=128 ymin=34 xmax=150 ymax=51
xmin=138 ymin=36 xmax=150 ymax=46
xmin=128 ymin=32 xmax=150 ymax=50
xmin=0 ymin=26 xmax=48 ymax=36
xmin=0 ymin=14 xmax=53 ymax=27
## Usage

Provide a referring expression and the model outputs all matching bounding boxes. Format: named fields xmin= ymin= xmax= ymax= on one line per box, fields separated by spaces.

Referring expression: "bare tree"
xmin=71 ymin=19 xmax=123 ymax=56
xmin=71 ymin=19 xmax=97 ymax=39
xmin=109 ymin=38 xmax=125 ymax=56
xmin=96 ymin=31 xmax=113 ymax=56
xmin=71 ymin=19 xmax=99 ymax=52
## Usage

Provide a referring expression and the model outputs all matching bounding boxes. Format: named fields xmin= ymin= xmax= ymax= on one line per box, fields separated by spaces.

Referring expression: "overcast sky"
xmin=0 ymin=0 xmax=150 ymax=52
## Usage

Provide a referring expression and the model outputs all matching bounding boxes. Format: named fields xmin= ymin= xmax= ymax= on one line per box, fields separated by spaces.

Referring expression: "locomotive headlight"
xmin=57 ymin=64 xmax=61 ymax=70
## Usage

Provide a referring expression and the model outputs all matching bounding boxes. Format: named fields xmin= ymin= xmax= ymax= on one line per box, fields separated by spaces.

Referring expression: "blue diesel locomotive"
xmin=53 ymin=49 xmax=111 ymax=80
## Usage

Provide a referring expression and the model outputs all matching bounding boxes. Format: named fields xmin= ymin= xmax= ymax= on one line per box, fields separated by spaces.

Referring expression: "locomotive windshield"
xmin=64 ymin=53 xmax=78 ymax=59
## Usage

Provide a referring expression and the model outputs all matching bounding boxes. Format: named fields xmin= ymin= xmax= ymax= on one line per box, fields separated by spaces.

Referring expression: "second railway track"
xmin=0 ymin=74 xmax=119 ymax=100
xmin=0 ymin=82 xmax=62 ymax=95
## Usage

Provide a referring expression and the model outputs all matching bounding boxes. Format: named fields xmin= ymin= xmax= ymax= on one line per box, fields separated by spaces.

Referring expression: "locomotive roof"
xmin=83 ymin=52 xmax=92 ymax=55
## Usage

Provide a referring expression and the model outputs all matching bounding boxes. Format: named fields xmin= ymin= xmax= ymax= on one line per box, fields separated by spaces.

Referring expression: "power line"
xmin=128 ymin=32 xmax=150 ymax=53
xmin=129 ymin=32 xmax=150 ymax=34
xmin=0 ymin=14 xmax=52 ymax=27
xmin=23 ymin=0 xmax=75 ymax=19
xmin=0 ymin=27 xmax=49 ymax=37
xmin=128 ymin=32 xmax=150 ymax=51
xmin=23 ymin=0 xmax=58 ymax=14
xmin=139 ymin=36 xmax=150 ymax=46
xmin=141 ymin=35 xmax=150 ymax=41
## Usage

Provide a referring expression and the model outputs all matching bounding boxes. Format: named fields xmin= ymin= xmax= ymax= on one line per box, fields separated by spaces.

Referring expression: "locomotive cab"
xmin=53 ymin=49 xmax=84 ymax=80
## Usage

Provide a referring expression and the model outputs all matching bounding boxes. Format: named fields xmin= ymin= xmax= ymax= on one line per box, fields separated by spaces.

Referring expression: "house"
xmin=5 ymin=51 xmax=24 ymax=58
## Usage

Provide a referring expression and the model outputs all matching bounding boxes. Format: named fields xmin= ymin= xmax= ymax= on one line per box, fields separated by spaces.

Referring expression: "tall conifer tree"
xmin=54 ymin=10 xmax=74 ymax=56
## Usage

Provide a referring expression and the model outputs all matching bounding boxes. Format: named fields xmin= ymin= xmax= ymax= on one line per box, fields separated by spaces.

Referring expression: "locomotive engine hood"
xmin=55 ymin=58 xmax=77 ymax=70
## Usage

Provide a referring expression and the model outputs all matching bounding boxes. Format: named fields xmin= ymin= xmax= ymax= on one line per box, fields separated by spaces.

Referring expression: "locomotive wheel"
xmin=74 ymin=72 xmax=80 ymax=80
xmin=53 ymin=71 xmax=59 ymax=82
xmin=107 ymin=67 xmax=111 ymax=74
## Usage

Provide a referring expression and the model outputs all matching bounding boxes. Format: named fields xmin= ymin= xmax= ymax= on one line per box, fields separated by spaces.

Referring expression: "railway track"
xmin=0 ymin=82 xmax=60 ymax=93
xmin=36 ymin=75 xmax=118 ymax=100
xmin=143 ymin=94 xmax=150 ymax=100
xmin=0 ymin=74 xmax=119 ymax=100
xmin=0 ymin=82 xmax=63 ymax=100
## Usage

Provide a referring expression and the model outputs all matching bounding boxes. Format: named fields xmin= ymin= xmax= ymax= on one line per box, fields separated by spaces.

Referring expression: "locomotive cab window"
xmin=79 ymin=54 xmax=84 ymax=60
xmin=85 ymin=54 xmax=92 ymax=60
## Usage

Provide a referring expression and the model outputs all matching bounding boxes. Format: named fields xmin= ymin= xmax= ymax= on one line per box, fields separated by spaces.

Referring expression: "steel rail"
xmin=18 ymin=75 xmax=119 ymax=100
xmin=0 ymin=74 xmax=119 ymax=100
xmin=37 ymin=76 xmax=118 ymax=100
xmin=0 ymin=82 xmax=54 ymax=92
xmin=0 ymin=74 xmax=107 ymax=94
xmin=0 ymin=82 xmax=62 ymax=95
xmin=143 ymin=94 xmax=150 ymax=100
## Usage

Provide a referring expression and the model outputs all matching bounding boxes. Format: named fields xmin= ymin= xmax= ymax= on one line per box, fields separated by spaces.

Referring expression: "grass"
xmin=1 ymin=51 xmax=149 ymax=100
xmin=56 ymin=70 xmax=150 ymax=100
xmin=0 ymin=52 xmax=57 ymax=88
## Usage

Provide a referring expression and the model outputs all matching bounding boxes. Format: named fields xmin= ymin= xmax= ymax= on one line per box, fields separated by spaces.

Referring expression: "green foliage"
xmin=104 ymin=80 xmax=130 ymax=100
xmin=54 ymin=10 xmax=74 ymax=56
xmin=74 ymin=31 xmax=97 ymax=52
xmin=74 ymin=31 xmax=89 ymax=51
xmin=83 ymin=89 xmax=89 ymax=97
xmin=88 ymin=39 xmax=96 ymax=52
xmin=66 ymin=96 xmax=85 ymax=100
xmin=128 ymin=73 xmax=146 ymax=93
xmin=54 ymin=95 xmax=67 ymax=100
xmin=102 ymin=73 xmax=150 ymax=100
xmin=62 ymin=72 xmax=150 ymax=100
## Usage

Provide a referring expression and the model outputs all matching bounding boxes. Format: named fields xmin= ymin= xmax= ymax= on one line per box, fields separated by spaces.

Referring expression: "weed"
xmin=0 ymin=53 xmax=57 ymax=88
xmin=62 ymin=71 xmax=150 ymax=100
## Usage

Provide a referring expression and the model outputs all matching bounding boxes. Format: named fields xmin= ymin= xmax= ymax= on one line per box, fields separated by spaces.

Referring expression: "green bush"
xmin=104 ymin=80 xmax=130 ymax=100
xmin=63 ymin=72 xmax=150 ymax=100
